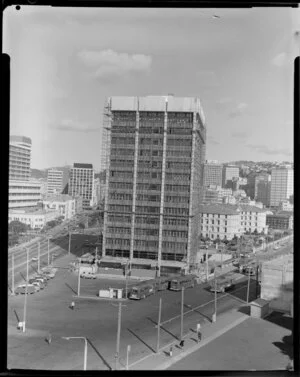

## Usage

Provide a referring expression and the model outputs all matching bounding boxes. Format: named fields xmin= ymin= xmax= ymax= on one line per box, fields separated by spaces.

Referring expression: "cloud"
xmin=51 ymin=119 xmax=100 ymax=133
xmin=231 ymin=131 xmax=248 ymax=139
xmin=77 ymin=49 xmax=152 ymax=80
xmin=246 ymin=144 xmax=293 ymax=157
xmin=271 ymin=52 xmax=288 ymax=67
xmin=216 ymin=97 xmax=232 ymax=105
xmin=229 ymin=102 xmax=248 ymax=118
xmin=195 ymin=70 xmax=219 ymax=87
xmin=207 ymin=135 xmax=220 ymax=145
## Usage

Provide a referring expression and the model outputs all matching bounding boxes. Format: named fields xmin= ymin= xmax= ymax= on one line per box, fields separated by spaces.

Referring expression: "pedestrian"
xmin=169 ymin=346 xmax=173 ymax=357
xmin=197 ymin=323 xmax=202 ymax=343
xmin=70 ymin=301 xmax=75 ymax=310
xmin=179 ymin=340 xmax=185 ymax=348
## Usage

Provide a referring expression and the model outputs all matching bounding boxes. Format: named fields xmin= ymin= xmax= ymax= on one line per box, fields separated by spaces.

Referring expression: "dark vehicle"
xmin=154 ymin=276 xmax=171 ymax=291
xmin=129 ymin=281 xmax=155 ymax=300
xmin=15 ymin=284 xmax=37 ymax=295
xmin=169 ymin=275 xmax=196 ymax=291
xmin=210 ymin=277 xmax=234 ymax=293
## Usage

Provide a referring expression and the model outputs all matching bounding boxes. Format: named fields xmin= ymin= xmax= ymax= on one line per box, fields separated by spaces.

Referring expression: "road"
xmin=8 ymin=232 xmax=100 ymax=290
xmin=8 ymin=254 xmax=259 ymax=371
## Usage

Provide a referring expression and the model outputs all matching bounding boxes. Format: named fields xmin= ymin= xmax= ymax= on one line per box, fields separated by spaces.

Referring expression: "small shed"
xmin=250 ymin=298 xmax=270 ymax=318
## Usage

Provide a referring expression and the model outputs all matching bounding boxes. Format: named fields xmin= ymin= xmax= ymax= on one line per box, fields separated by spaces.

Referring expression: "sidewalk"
xmin=128 ymin=308 xmax=249 ymax=370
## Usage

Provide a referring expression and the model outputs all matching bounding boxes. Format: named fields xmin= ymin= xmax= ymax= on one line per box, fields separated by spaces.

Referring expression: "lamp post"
xmin=37 ymin=242 xmax=40 ymax=273
xmin=156 ymin=297 xmax=162 ymax=353
xmin=11 ymin=254 xmax=15 ymax=295
xmin=47 ymin=238 xmax=50 ymax=266
xmin=62 ymin=337 xmax=88 ymax=370
xmin=180 ymin=287 xmax=184 ymax=341
xmin=77 ymin=258 xmax=81 ymax=296
xmin=246 ymin=267 xmax=251 ymax=304
xmin=68 ymin=230 xmax=72 ymax=255
xmin=212 ymin=263 xmax=217 ymax=323
xmin=206 ymin=246 xmax=209 ymax=282
xmin=23 ymin=248 xmax=29 ymax=332
xmin=126 ymin=345 xmax=131 ymax=370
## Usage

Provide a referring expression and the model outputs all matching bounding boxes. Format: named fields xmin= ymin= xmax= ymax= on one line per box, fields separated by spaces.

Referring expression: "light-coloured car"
xmin=80 ymin=272 xmax=97 ymax=279
xmin=15 ymin=284 xmax=37 ymax=295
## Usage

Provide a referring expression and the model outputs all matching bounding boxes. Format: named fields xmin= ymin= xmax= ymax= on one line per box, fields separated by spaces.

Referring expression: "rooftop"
xmin=73 ymin=163 xmax=93 ymax=169
xmin=44 ymin=194 xmax=74 ymax=202
xmin=199 ymin=203 xmax=266 ymax=215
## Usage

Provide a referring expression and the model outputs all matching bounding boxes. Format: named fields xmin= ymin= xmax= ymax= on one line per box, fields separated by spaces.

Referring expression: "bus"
xmin=128 ymin=280 xmax=156 ymax=300
xmin=154 ymin=276 xmax=172 ymax=291
xmin=169 ymin=275 xmax=196 ymax=291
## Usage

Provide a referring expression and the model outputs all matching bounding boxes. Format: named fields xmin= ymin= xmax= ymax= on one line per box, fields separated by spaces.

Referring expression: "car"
xmin=42 ymin=271 xmax=55 ymax=278
xmin=80 ymin=272 xmax=97 ymax=279
xmin=15 ymin=284 xmax=37 ymax=295
xmin=33 ymin=276 xmax=48 ymax=284
xmin=29 ymin=281 xmax=43 ymax=290
xmin=31 ymin=257 xmax=38 ymax=262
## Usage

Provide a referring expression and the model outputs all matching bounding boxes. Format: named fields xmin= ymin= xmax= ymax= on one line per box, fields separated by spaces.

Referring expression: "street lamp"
xmin=62 ymin=336 xmax=88 ymax=370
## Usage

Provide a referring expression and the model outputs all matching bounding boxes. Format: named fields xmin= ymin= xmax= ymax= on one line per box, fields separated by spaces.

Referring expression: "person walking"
xmin=70 ymin=301 xmax=75 ymax=310
xmin=179 ymin=340 xmax=185 ymax=348
xmin=169 ymin=346 xmax=173 ymax=357
xmin=197 ymin=323 xmax=202 ymax=343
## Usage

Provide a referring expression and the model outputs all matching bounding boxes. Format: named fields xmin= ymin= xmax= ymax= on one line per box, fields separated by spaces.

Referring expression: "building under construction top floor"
xmin=101 ymin=95 xmax=206 ymax=274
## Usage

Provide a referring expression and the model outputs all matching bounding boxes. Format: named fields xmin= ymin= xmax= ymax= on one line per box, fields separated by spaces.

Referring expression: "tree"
xmin=9 ymin=220 xmax=29 ymax=235
xmin=78 ymin=222 xmax=85 ymax=229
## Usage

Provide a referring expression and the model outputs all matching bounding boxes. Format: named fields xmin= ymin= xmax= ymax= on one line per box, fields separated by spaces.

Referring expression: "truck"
xmin=210 ymin=276 xmax=235 ymax=293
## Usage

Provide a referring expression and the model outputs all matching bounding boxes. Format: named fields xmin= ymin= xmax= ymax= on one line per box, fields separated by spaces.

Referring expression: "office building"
xmin=255 ymin=174 xmax=271 ymax=207
xmin=102 ymin=96 xmax=206 ymax=271
xmin=47 ymin=169 xmax=63 ymax=195
xmin=201 ymin=185 xmax=233 ymax=204
xmin=200 ymin=204 xmax=268 ymax=240
xmin=9 ymin=180 xmax=41 ymax=209
xmin=202 ymin=161 xmax=223 ymax=187
xmin=8 ymin=208 xmax=59 ymax=230
xmin=222 ymin=165 xmax=239 ymax=188
xmin=266 ymin=212 xmax=293 ymax=230
xmin=9 ymin=135 xmax=32 ymax=181
xmin=68 ymin=163 xmax=95 ymax=209
xmin=269 ymin=166 xmax=294 ymax=207
xmin=42 ymin=194 xmax=76 ymax=220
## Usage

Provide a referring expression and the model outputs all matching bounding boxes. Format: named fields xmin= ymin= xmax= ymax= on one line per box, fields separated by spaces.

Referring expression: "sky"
xmin=3 ymin=6 xmax=299 ymax=170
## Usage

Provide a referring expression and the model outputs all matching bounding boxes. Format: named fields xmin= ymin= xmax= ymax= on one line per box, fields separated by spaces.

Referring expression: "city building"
xmin=93 ymin=178 xmax=101 ymax=206
xmin=278 ymin=200 xmax=293 ymax=211
xmin=266 ymin=211 xmax=293 ymax=230
xmin=202 ymin=161 xmax=223 ymax=187
xmin=222 ymin=165 xmax=239 ymax=188
xmin=74 ymin=195 xmax=83 ymax=214
xmin=255 ymin=173 xmax=271 ymax=207
xmin=8 ymin=208 xmax=59 ymax=230
xmin=244 ymin=171 xmax=257 ymax=199
xmin=199 ymin=203 xmax=268 ymax=240
xmin=201 ymin=185 xmax=233 ymax=204
xmin=47 ymin=169 xmax=63 ymax=195
xmin=68 ymin=163 xmax=95 ymax=209
xmin=42 ymin=194 xmax=76 ymax=220
xmin=102 ymin=95 xmax=206 ymax=271
xmin=260 ymin=254 xmax=293 ymax=314
xmin=9 ymin=135 xmax=31 ymax=181
xmin=9 ymin=180 xmax=41 ymax=209
xmin=269 ymin=166 xmax=294 ymax=208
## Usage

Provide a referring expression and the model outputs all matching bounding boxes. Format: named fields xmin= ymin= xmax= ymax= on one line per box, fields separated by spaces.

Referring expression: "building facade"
xmin=266 ymin=212 xmax=293 ymax=230
xmin=202 ymin=161 xmax=223 ymax=187
xmin=102 ymin=96 xmax=206 ymax=270
xmin=9 ymin=180 xmax=41 ymax=209
xmin=201 ymin=185 xmax=233 ymax=204
xmin=269 ymin=166 xmax=294 ymax=208
xmin=255 ymin=174 xmax=271 ymax=207
xmin=222 ymin=165 xmax=240 ymax=188
xmin=47 ymin=169 xmax=63 ymax=195
xmin=8 ymin=208 xmax=59 ymax=229
xmin=68 ymin=163 xmax=95 ymax=209
xmin=199 ymin=204 xmax=268 ymax=240
xmin=9 ymin=135 xmax=32 ymax=181
xmin=42 ymin=195 xmax=76 ymax=220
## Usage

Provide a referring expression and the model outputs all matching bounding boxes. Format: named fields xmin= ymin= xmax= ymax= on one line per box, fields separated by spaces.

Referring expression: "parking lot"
xmin=8 ymin=253 xmax=258 ymax=370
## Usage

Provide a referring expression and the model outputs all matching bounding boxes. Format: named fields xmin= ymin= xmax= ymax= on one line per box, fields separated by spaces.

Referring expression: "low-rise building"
xmin=8 ymin=208 xmax=59 ymax=229
xmin=199 ymin=203 xmax=268 ymax=240
xmin=266 ymin=211 xmax=293 ymax=230
xmin=278 ymin=200 xmax=293 ymax=211
xmin=42 ymin=194 xmax=76 ymax=220
xmin=201 ymin=185 xmax=233 ymax=204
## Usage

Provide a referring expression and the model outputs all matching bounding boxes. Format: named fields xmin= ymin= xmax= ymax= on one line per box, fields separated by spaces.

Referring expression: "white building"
xmin=8 ymin=208 xmax=59 ymax=229
xmin=278 ymin=200 xmax=294 ymax=211
xmin=199 ymin=204 xmax=268 ymax=241
xmin=9 ymin=135 xmax=31 ymax=181
xmin=9 ymin=180 xmax=41 ymax=209
xmin=68 ymin=163 xmax=95 ymax=209
xmin=43 ymin=195 xmax=76 ymax=220
xmin=269 ymin=166 xmax=294 ymax=208
xmin=47 ymin=169 xmax=63 ymax=195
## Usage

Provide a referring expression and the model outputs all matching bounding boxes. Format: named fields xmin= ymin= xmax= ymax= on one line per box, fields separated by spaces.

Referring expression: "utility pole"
xmin=26 ymin=248 xmax=29 ymax=282
xmin=38 ymin=242 xmax=40 ymax=273
xmin=23 ymin=248 xmax=29 ymax=332
xmin=246 ymin=268 xmax=251 ymax=304
xmin=156 ymin=298 xmax=162 ymax=353
xmin=47 ymin=238 xmax=50 ymax=266
xmin=115 ymin=302 xmax=122 ymax=370
xmin=126 ymin=345 xmax=131 ymax=370
xmin=212 ymin=265 xmax=217 ymax=323
xmin=180 ymin=287 xmax=184 ymax=341
xmin=68 ymin=231 xmax=71 ymax=255
xmin=11 ymin=254 xmax=15 ymax=295
xmin=206 ymin=246 xmax=209 ymax=282
xmin=77 ymin=258 xmax=81 ymax=296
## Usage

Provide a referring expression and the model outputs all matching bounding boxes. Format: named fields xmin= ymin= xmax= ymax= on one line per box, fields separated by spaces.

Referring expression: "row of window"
xmin=9 ymin=193 xmax=40 ymax=196
xmin=201 ymin=220 xmax=227 ymax=225
xmin=201 ymin=226 xmax=227 ymax=232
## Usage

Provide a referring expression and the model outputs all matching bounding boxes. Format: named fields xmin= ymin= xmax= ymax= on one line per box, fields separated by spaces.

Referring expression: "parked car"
xmin=29 ymin=281 xmax=44 ymax=290
xmin=80 ymin=272 xmax=97 ymax=279
xmin=42 ymin=271 xmax=55 ymax=278
xmin=15 ymin=284 xmax=37 ymax=295
xmin=31 ymin=257 xmax=38 ymax=262
xmin=33 ymin=276 xmax=48 ymax=284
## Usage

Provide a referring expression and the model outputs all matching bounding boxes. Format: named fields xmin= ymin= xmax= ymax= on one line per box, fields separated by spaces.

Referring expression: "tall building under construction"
xmin=102 ymin=96 xmax=206 ymax=273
